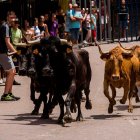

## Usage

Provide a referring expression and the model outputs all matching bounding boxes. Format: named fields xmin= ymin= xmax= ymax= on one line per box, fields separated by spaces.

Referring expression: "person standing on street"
xmin=117 ymin=0 xmax=129 ymax=41
xmin=0 ymin=12 xmax=20 ymax=101
xmin=70 ymin=3 xmax=83 ymax=46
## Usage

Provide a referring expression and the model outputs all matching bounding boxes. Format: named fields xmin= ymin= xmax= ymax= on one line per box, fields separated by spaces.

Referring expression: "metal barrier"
xmin=77 ymin=0 xmax=140 ymax=43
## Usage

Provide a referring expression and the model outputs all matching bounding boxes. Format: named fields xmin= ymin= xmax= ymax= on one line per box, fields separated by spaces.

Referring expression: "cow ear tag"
xmin=66 ymin=48 xmax=72 ymax=53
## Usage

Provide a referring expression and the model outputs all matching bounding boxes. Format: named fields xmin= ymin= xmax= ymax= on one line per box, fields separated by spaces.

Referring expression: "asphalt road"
xmin=0 ymin=41 xmax=140 ymax=140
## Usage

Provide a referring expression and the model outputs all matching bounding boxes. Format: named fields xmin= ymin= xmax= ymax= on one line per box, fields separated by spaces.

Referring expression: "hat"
xmin=72 ymin=3 xmax=78 ymax=7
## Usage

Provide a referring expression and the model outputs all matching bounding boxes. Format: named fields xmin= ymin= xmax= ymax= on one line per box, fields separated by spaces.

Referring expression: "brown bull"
xmin=118 ymin=44 xmax=140 ymax=101
xmin=130 ymin=45 xmax=140 ymax=80
xmin=96 ymin=43 xmax=139 ymax=113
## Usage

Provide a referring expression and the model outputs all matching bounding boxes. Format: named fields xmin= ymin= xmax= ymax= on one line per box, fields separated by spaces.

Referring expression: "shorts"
xmin=0 ymin=54 xmax=15 ymax=71
xmin=65 ymin=23 xmax=70 ymax=32
xmin=86 ymin=27 xmax=91 ymax=30
xmin=92 ymin=30 xmax=96 ymax=38
xmin=120 ymin=20 xmax=128 ymax=29
xmin=70 ymin=28 xmax=80 ymax=41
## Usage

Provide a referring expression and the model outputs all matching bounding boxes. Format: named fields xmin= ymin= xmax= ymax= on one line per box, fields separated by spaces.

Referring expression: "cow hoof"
xmin=31 ymin=110 xmax=39 ymax=115
xmin=108 ymin=104 xmax=113 ymax=114
xmin=63 ymin=113 xmax=73 ymax=123
xmin=57 ymin=119 xmax=66 ymax=126
xmin=76 ymin=115 xmax=84 ymax=121
xmin=135 ymin=97 xmax=140 ymax=103
xmin=85 ymin=100 xmax=92 ymax=109
xmin=120 ymin=99 xmax=126 ymax=104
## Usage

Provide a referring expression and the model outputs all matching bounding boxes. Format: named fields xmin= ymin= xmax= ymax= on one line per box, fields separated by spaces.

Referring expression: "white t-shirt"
xmin=31 ymin=26 xmax=41 ymax=37
xmin=86 ymin=14 xmax=91 ymax=28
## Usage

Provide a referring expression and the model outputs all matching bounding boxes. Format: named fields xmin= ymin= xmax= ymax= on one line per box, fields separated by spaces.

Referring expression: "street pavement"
xmin=0 ymin=41 xmax=140 ymax=140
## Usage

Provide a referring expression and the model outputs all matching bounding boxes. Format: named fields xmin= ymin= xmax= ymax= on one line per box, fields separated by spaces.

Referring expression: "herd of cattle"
xmin=16 ymin=36 xmax=140 ymax=125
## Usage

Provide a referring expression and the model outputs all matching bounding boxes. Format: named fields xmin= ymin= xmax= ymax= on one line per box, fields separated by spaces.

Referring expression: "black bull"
xmin=40 ymin=36 xmax=92 ymax=123
xmin=24 ymin=44 xmax=55 ymax=118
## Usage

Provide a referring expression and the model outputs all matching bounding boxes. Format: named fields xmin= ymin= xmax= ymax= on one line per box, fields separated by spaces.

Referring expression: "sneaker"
xmin=123 ymin=38 xmax=127 ymax=42
xmin=8 ymin=93 xmax=20 ymax=101
xmin=83 ymin=40 xmax=88 ymax=44
xmin=13 ymin=80 xmax=21 ymax=85
xmin=1 ymin=94 xmax=16 ymax=101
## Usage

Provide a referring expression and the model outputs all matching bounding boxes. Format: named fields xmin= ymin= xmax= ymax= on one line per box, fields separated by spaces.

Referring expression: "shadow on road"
xmin=1 ymin=113 xmax=59 ymax=126
xmin=90 ymin=114 xmax=140 ymax=120
xmin=90 ymin=114 xmax=122 ymax=120
xmin=88 ymin=105 xmax=140 ymax=120
xmin=115 ymin=105 xmax=140 ymax=111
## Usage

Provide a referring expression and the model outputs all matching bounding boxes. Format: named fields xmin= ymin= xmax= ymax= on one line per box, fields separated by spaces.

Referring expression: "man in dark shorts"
xmin=117 ymin=0 xmax=129 ymax=41
xmin=0 ymin=12 xmax=20 ymax=101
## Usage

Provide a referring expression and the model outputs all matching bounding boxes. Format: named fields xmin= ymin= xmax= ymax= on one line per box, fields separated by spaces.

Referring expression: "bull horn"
xmin=27 ymin=39 xmax=40 ymax=45
xmin=118 ymin=41 xmax=133 ymax=51
xmin=95 ymin=41 xmax=103 ymax=55
xmin=22 ymin=33 xmax=40 ymax=46
xmin=60 ymin=39 xmax=68 ymax=45
xmin=60 ymin=39 xmax=72 ymax=46
xmin=118 ymin=41 xmax=124 ymax=48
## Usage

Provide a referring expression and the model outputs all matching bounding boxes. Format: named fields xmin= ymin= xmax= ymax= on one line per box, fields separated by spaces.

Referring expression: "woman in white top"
xmin=31 ymin=18 xmax=42 ymax=40
xmin=83 ymin=9 xmax=92 ymax=44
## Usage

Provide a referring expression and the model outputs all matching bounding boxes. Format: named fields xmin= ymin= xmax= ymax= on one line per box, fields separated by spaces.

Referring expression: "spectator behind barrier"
xmin=117 ymin=0 xmax=129 ymax=42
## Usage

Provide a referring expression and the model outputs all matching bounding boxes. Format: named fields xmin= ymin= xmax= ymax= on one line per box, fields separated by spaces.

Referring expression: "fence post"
xmin=135 ymin=0 xmax=139 ymax=40
xmin=103 ymin=0 xmax=107 ymax=41
xmin=89 ymin=0 xmax=93 ymax=43
xmin=99 ymin=0 xmax=102 ymax=41
xmin=107 ymin=0 xmax=111 ymax=41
